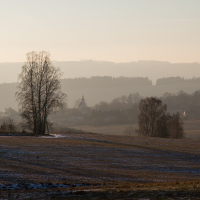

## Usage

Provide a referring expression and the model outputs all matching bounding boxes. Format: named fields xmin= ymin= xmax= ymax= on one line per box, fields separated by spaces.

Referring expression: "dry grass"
xmin=0 ymin=132 xmax=199 ymax=199
xmin=184 ymin=120 xmax=200 ymax=140
xmin=71 ymin=120 xmax=200 ymax=140
xmin=70 ymin=124 xmax=139 ymax=136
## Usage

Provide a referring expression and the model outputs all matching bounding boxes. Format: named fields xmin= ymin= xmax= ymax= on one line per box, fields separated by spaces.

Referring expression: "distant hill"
xmin=1 ymin=76 xmax=199 ymax=112
xmin=54 ymin=60 xmax=200 ymax=84
xmin=0 ymin=60 xmax=200 ymax=84
xmin=0 ymin=60 xmax=200 ymax=111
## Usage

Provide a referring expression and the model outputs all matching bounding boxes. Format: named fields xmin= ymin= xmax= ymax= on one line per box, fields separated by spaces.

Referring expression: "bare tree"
xmin=7 ymin=118 xmax=17 ymax=133
xmin=127 ymin=92 xmax=141 ymax=105
xmin=156 ymin=113 xmax=171 ymax=138
xmin=16 ymin=51 xmax=67 ymax=135
xmin=94 ymin=101 xmax=109 ymax=111
xmin=0 ymin=121 xmax=8 ymax=132
xmin=169 ymin=112 xmax=184 ymax=139
xmin=138 ymin=97 xmax=184 ymax=139
xmin=138 ymin=97 xmax=167 ymax=137
xmin=0 ymin=118 xmax=17 ymax=133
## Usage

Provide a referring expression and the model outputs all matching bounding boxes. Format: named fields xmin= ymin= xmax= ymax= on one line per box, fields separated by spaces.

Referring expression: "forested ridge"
xmin=0 ymin=76 xmax=200 ymax=110
xmin=61 ymin=76 xmax=152 ymax=90
xmin=1 ymin=60 xmax=200 ymax=84
xmin=156 ymin=77 xmax=200 ymax=85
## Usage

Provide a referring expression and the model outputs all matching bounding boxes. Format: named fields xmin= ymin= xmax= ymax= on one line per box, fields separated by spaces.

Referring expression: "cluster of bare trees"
xmin=0 ymin=118 xmax=17 ymax=133
xmin=15 ymin=51 xmax=187 ymax=138
xmin=94 ymin=92 xmax=141 ymax=111
xmin=16 ymin=51 xmax=67 ymax=135
xmin=162 ymin=90 xmax=200 ymax=114
xmin=138 ymin=97 xmax=184 ymax=139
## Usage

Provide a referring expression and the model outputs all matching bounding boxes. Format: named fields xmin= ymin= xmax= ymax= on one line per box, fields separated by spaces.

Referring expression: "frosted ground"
xmin=0 ymin=132 xmax=199 ymax=199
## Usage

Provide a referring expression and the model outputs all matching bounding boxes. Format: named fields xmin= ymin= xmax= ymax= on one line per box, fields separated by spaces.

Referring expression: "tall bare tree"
xmin=16 ymin=51 xmax=67 ymax=135
xmin=169 ymin=112 xmax=184 ymax=139
xmin=138 ymin=97 xmax=184 ymax=138
xmin=138 ymin=97 xmax=167 ymax=137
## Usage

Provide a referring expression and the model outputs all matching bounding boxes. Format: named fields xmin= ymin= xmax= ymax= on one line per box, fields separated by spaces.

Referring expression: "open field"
xmin=70 ymin=120 xmax=200 ymax=140
xmin=184 ymin=120 xmax=200 ymax=140
xmin=70 ymin=124 xmax=138 ymax=136
xmin=0 ymin=132 xmax=199 ymax=199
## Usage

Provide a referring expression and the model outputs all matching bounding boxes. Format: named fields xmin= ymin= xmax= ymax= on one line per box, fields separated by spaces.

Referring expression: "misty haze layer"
xmin=1 ymin=1 xmax=200 ymax=63
xmin=1 ymin=60 xmax=200 ymax=84
xmin=0 ymin=76 xmax=200 ymax=111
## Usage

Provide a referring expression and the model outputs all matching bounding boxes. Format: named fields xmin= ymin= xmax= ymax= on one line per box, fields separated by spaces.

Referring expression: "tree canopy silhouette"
xmin=138 ymin=97 xmax=184 ymax=138
xmin=16 ymin=51 xmax=66 ymax=135
xmin=138 ymin=97 xmax=167 ymax=137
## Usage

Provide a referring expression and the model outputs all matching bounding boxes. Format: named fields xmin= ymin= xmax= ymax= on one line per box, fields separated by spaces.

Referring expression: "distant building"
xmin=77 ymin=96 xmax=87 ymax=110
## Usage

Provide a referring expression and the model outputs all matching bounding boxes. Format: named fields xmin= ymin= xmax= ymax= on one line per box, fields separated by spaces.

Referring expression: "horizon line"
xmin=0 ymin=60 xmax=199 ymax=64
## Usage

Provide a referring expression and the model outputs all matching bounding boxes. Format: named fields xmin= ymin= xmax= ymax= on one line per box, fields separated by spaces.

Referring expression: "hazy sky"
xmin=0 ymin=0 xmax=200 ymax=63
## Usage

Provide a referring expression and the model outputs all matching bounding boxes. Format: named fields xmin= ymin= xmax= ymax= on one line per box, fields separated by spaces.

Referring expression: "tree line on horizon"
xmin=61 ymin=76 xmax=152 ymax=90
xmin=0 ymin=76 xmax=200 ymax=89
xmin=61 ymin=76 xmax=200 ymax=90
xmin=61 ymin=89 xmax=200 ymax=129
xmin=93 ymin=90 xmax=200 ymax=113
xmin=156 ymin=77 xmax=200 ymax=86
